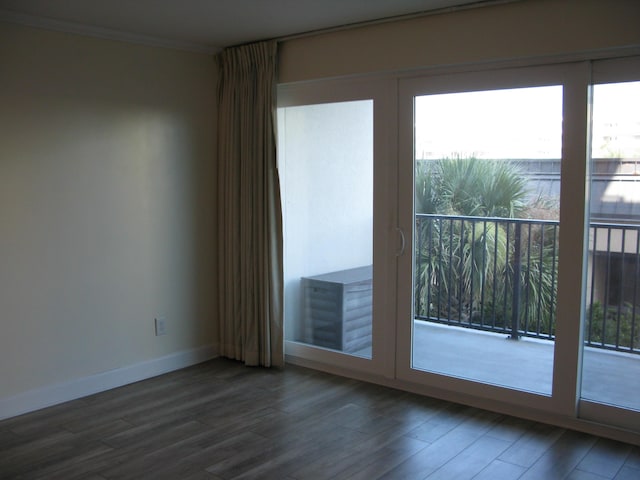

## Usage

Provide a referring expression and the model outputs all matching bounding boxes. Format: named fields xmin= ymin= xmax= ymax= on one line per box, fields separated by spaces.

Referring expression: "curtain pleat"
xmin=216 ymin=40 xmax=283 ymax=367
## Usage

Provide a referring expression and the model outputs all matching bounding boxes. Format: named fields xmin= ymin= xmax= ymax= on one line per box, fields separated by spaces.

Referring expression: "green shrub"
xmin=585 ymin=301 xmax=640 ymax=350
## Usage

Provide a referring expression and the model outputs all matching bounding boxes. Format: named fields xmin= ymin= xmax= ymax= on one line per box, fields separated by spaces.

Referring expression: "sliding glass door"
xmin=278 ymin=79 xmax=395 ymax=376
xmin=278 ymin=56 xmax=640 ymax=439
xmin=410 ymin=85 xmax=562 ymax=394
xmin=396 ymin=63 xmax=591 ymax=411
xmin=280 ymin=99 xmax=374 ymax=357
xmin=580 ymin=56 xmax=640 ymax=432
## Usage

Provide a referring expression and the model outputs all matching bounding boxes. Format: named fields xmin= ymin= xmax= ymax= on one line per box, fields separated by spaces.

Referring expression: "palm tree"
xmin=415 ymin=157 xmax=558 ymax=337
xmin=416 ymin=156 xmax=529 ymax=217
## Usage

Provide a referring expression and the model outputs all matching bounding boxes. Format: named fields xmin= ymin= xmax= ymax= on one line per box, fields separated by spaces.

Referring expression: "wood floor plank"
xmin=338 ymin=437 xmax=430 ymax=480
xmin=622 ymin=446 xmax=640 ymax=468
xmin=213 ymin=415 xmax=375 ymax=479
xmin=497 ymin=421 xmax=566 ymax=468
xmin=424 ymin=434 xmax=513 ymax=480
xmin=1 ymin=432 xmax=108 ymax=479
xmin=614 ymin=465 xmax=640 ymax=480
xmin=64 ymin=418 xmax=135 ymax=438
xmin=573 ymin=437 xmax=632 ymax=478
xmin=290 ymin=419 xmax=431 ymax=479
xmin=101 ymin=418 xmax=209 ymax=450
xmin=106 ymin=418 xmax=263 ymax=479
xmin=27 ymin=442 xmax=115 ymax=480
xmin=566 ymin=470 xmax=612 ymax=480
xmin=518 ymin=430 xmax=598 ymax=480
xmin=2 ymin=398 xmax=96 ymax=437
xmin=485 ymin=415 xmax=534 ymax=443
xmin=0 ymin=358 xmax=637 ymax=480
xmin=471 ymin=459 xmax=528 ymax=480
xmin=1 ymin=429 xmax=75 ymax=462
xmin=0 ymin=429 xmax=22 ymax=451
xmin=377 ymin=409 xmax=502 ymax=479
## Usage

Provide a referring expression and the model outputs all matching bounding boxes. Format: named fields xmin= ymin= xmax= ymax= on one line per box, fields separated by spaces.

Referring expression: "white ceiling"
xmin=0 ymin=0 xmax=491 ymax=53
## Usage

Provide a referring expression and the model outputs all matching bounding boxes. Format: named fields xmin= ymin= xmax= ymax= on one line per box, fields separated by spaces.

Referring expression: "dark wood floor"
xmin=1 ymin=358 xmax=639 ymax=480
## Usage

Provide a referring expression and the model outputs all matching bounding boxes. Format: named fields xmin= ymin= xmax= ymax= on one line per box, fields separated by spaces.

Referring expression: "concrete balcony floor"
xmin=412 ymin=320 xmax=640 ymax=411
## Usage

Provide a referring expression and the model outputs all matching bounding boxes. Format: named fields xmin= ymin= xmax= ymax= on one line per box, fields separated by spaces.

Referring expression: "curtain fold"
xmin=216 ymin=40 xmax=283 ymax=367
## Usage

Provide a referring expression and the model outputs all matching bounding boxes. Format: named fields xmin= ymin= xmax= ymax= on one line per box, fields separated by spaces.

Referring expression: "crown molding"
xmin=0 ymin=9 xmax=222 ymax=55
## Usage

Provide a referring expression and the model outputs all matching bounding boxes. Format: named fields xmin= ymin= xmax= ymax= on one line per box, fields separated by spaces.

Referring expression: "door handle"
xmin=396 ymin=227 xmax=406 ymax=257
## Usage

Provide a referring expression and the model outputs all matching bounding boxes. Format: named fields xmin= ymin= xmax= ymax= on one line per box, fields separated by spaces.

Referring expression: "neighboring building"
xmin=521 ymin=157 xmax=640 ymax=311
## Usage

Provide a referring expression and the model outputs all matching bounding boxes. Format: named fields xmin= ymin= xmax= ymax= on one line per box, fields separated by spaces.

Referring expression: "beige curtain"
xmin=216 ymin=40 xmax=283 ymax=367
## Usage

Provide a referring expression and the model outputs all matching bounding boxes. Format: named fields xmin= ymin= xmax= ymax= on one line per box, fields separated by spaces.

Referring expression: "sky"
xmin=415 ymin=82 xmax=640 ymax=161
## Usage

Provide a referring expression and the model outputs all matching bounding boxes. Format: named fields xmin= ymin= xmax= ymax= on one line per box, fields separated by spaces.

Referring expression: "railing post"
xmin=510 ymin=222 xmax=522 ymax=340
xmin=416 ymin=216 xmax=423 ymax=317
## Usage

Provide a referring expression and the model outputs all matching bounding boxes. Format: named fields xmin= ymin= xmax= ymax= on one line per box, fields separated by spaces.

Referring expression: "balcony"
xmin=413 ymin=214 xmax=640 ymax=410
xmin=415 ymin=214 xmax=640 ymax=353
xmin=411 ymin=320 xmax=640 ymax=411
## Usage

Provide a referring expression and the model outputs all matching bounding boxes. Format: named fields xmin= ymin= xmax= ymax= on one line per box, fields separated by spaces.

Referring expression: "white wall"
xmin=0 ymin=23 xmax=218 ymax=414
xmin=279 ymin=0 xmax=640 ymax=83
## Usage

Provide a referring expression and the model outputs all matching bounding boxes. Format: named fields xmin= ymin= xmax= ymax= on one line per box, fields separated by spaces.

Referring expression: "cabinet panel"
xmin=302 ymin=266 xmax=373 ymax=353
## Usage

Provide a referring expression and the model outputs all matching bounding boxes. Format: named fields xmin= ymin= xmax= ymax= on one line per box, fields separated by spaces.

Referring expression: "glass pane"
xmin=582 ymin=81 xmax=640 ymax=411
xmin=413 ymin=86 xmax=563 ymax=394
xmin=279 ymin=100 xmax=373 ymax=359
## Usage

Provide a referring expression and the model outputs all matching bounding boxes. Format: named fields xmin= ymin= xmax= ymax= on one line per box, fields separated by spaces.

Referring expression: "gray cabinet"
xmin=301 ymin=265 xmax=372 ymax=353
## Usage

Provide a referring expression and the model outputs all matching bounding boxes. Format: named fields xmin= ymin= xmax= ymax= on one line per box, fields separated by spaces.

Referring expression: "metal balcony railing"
xmin=414 ymin=214 xmax=640 ymax=353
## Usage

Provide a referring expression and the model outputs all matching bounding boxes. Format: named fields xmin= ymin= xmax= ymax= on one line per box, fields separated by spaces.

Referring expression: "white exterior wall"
xmin=278 ymin=101 xmax=373 ymax=342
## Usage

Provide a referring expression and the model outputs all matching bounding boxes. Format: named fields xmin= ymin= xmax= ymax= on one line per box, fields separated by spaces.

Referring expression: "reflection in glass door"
xmin=279 ymin=100 xmax=374 ymax=359
xmin=411 ymin=86 xmax=563 ymax=394
xmin=582 ymin=80 xmax=640 ymax=412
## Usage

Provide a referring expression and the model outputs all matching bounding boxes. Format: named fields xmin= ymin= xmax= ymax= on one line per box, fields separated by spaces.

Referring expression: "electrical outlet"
xmin=155 ymin=317 xmax=167 ymax=336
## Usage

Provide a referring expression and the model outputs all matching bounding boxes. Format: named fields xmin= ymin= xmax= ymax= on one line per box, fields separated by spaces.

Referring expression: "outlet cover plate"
xmin=155 ymin=318 xmax=167 ymax=336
